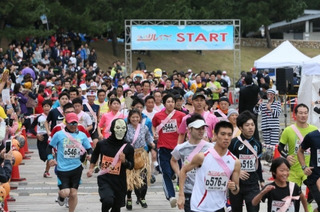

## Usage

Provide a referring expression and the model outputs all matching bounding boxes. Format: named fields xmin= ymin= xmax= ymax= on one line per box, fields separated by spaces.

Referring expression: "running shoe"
xmin=169 ymin=197 xmax=177 ymax=208
xmin=65 ymin=197 xmax=69 ymax=208
xmin=126 ymin=199 xmax=132 ymax=210
xmin=43 ymin=171 xmax=51 ymax=178
xmin=56 ymin=196 xmax=65 ymax=206
xmin=139 ymin=199 xmax=148 ymax=208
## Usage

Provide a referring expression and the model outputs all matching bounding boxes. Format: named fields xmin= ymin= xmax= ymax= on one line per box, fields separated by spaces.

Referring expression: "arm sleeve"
xmin=90 ymin=141 xmax=101 ymax=164
xmin=278 ymin=143 xmax=288 ymax=158
xmin=29 ymin=115 xmax=40 ymax=136
xmin=257 ymin=159 xmax=264 ymax=182
xmin=46 ymin=144 xmax=55 ymax=158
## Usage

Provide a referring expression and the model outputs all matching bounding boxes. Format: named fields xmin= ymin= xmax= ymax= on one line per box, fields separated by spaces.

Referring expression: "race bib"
xmin=239 ymin=154 xmax=256 ymax=172
xmin=63 ymin=147 xmax=80 ymax=158
xmin=205 ymin=171 xmax=228 ymax=191
xmin=271 ymin=201 xmax=294 ymax=212
xmin=101 ymin=155 xmax=121 ymax=175
xmin=162 ymin=119 xmax=177 ymax=133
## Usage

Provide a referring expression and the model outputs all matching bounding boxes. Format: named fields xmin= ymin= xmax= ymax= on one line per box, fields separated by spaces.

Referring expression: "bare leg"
xmin=68 ymin=188 xmax=78 ymax=212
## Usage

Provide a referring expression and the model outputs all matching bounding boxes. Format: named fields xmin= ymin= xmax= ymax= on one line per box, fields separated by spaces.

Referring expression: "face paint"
xmin=114 ymin=119 xmax=127 ymax=140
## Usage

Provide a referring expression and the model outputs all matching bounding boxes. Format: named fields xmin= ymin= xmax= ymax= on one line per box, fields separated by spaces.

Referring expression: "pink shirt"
xmin=99 ymin=111 xmax=125 ymax=138
xmin=178 ymin=111 xmax=219 ymax=140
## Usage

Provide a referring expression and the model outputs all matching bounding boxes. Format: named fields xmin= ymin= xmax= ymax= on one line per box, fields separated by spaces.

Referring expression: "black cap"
xmin=192 ymin=92 xmax=206 ymax=100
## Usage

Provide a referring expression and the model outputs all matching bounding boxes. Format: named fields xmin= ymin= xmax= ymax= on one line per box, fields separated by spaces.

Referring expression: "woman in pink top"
xmin=98 ymin=98 xmax=125 ymax=139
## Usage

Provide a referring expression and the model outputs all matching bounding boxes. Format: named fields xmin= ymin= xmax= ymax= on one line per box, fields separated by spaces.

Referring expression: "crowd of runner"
xmin=0 ymin=33 xmax=320 ymax=212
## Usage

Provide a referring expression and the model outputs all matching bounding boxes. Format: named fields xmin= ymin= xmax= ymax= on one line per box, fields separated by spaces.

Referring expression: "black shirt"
xmin=229 ymin=134 xmax=263 ymax=185
xmin=46 ymin=108 xmax=64 ymax=131
xmin=262 ymin=182 xmax=301 ymax=212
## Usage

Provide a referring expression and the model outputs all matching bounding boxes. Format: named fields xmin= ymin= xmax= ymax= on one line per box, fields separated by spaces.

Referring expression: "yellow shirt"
xmin=190 ymin=82 xmax=202 ymax=93
xmin=0 ymin=106 xmax=7 ymax=119
xmin=94 ymin=100 xmax=109 ymax=118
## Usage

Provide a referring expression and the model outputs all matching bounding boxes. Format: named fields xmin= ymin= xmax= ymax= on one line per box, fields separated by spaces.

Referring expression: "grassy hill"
xmin=92 ymin=40 xmax=320 ymax=80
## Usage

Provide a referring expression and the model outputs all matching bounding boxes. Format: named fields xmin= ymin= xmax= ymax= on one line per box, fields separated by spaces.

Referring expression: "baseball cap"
xmin=65 ymin=112 xmax=78 ymax=123
xmin=192 ymin=92 xmax=206 ymax=100
xmin=90 ymin=82 xmax=98 ymax=87
xmin=174 ymin=94 xmax=183 ymax=100
xmin=80 ymin=84 xmax=87 ymax=91
xmin=227 ymin=109 xmax=239 ymax=118
xmin=188 ymin=69 xmax=192 ymax=72
xmin=222 ymin=70 xmax=227 ymax=74
xmin=188 ymin=119 xmax=208 ymax=128
xmin=219 ymin=96 xmax=230 ymax=104
xmin=46 ymin=82 xmax=54 ymax=87
xmin=72 ymin=52 xmax=75 ymax=55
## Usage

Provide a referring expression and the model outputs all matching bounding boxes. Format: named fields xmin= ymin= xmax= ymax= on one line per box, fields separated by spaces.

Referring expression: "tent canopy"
xmin=298 ymin=55 xmax=320 ymax=127
xmin=301 ymin=55 xmax=320 ymax=75
xmin=254 ymin=40 xmax=310 ymax=69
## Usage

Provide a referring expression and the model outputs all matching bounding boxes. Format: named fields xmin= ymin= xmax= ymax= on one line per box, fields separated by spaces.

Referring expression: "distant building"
xmin=262 ymin=10 xmax=320 ymax=41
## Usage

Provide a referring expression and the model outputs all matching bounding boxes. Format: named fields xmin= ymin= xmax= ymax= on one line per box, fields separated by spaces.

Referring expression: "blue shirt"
xmin=49 ymin=130 xmax=91 ymax=171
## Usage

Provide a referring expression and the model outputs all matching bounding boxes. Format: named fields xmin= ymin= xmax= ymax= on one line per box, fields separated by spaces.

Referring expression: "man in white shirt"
xmin=222 ymin=71 xmax=231 ymax=88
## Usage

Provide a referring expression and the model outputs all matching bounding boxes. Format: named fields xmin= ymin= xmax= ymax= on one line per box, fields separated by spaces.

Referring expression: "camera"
xmin=4 ymin=118 xmax=14 ymax=127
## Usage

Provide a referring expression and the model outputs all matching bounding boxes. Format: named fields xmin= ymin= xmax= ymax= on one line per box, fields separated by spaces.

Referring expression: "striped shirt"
xmin=254 ymin=101 xmax=281 ymax=130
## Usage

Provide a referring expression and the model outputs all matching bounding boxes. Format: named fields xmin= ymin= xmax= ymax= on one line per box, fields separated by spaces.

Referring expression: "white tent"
xmin=298 ymin=55 xmax=320 ymax=127
xmin=254 ymin=40 xmax=311 ymax=68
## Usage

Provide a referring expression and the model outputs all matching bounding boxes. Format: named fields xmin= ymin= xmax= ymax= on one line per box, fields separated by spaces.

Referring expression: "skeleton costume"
xmin=90 ymin=119 xmax=134 ymax=212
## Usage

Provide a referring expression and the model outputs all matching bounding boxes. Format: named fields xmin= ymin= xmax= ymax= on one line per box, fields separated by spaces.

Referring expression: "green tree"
xmin=236 ymin=0 xmax=306 ymax=48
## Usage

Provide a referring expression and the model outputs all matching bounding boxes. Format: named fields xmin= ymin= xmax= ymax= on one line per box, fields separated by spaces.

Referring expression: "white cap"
xmin=188 ymin=69 xmax=192 ymax=72
xmin=46 ymin=82 xmax=54 ymax=87
xmin=90 ymin=82 xmax=98 ymax=87
xmin=188 ymin=120 xmax=208 ymax=128
xmin=222 ymin=70 xmax=227 ymax=74
xmin=72 ymin=52 xmax=75 ymax=55
xmin=80 ymin=84 xmax=87 ymax=91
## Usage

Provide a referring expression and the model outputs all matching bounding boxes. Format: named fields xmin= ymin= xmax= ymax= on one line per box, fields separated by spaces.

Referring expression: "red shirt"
xmin=35 ymin=94 xmax=44 ymax=114
xmin=152 ymin=110 xmax=185 ymax=150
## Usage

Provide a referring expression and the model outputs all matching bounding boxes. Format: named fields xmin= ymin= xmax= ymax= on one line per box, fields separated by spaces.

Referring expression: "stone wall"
xmin=241 ymin=38 xmax=320 ymax=49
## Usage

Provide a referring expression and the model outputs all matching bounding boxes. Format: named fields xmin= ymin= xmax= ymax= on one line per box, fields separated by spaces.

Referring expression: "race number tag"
xmin=101 ymin=155 xmax=121 ymax=175
xmin=205 ymin=171 xmax=228 ymax=191
xmin=295 ymin=142 xmax=300 ymax=154
xmin=63 ymin=147 xmax=80 ymax=158
xmin=271 ymin=201 xmax=294 ymax=212
xmin=239 ymin=154 xmax=256 ymax=172
xmin=162 ymin=119 xmax=177 ymax=133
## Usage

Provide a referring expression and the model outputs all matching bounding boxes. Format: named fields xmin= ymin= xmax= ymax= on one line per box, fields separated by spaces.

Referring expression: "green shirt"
xmin=280 ymin=123 xmax=318 ymax=170
xmin=206 ymin=81 xmax=221 ymax=100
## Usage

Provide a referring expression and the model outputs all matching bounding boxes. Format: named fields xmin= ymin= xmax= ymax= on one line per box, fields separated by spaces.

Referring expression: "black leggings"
xmin=127 ymin=168 xmax=148 ymax=200
xmin=229 ymin=183 xmax=260 ymax=212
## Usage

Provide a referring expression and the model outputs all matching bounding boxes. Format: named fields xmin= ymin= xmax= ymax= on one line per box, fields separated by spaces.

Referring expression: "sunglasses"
xmin=67 ymin=122 xmax=78 ymax=126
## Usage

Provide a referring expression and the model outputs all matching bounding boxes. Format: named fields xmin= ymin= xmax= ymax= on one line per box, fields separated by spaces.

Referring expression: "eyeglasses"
xmin=67 ymin=122 xmax=78 ymax=126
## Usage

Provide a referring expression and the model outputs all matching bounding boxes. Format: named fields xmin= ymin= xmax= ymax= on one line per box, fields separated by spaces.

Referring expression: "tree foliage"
xmin=0 ymin=0 xmax=316 ymax=52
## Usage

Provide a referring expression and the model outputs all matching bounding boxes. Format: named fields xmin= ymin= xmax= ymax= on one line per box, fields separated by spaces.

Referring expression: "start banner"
xmin=131 ymin=25 xmax=234 ymax=50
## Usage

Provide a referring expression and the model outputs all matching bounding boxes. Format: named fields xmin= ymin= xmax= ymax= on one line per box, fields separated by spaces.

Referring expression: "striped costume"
xmin=254 ymin=100 xmax=282 ymax=146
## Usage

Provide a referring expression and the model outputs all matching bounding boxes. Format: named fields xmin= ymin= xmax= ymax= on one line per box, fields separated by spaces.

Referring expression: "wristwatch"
xmin=301 ymin=165 xmax=307 ymax=170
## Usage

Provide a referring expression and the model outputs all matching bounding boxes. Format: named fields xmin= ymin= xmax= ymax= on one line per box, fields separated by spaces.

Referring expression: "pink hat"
xmin=40 ymin=81 xmax=46 ymax=86
xmin=65 ymin=113 xmax=78 ymax=123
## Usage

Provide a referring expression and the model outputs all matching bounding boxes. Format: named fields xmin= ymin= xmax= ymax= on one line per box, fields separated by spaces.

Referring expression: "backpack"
xmin=24 ymin=92 xmax=38 ymax=108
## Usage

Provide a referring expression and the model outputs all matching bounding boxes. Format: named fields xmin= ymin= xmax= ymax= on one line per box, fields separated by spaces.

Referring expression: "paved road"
xmin=7 ymin=106 xmax=316 ymax=212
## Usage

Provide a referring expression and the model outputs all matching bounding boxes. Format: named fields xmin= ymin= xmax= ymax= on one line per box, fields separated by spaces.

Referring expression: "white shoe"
xmin=169 ymin=197 xmax=177 ymax=208
xmin=56 ymin=196 xmax=64 ymax=206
